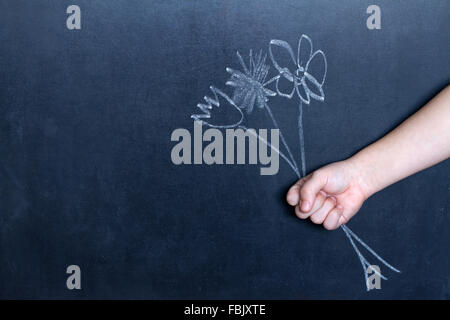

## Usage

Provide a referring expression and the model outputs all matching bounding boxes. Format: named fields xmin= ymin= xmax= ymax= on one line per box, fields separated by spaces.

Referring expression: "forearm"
xmin=350 ymin=85 xmax=450 ymax=198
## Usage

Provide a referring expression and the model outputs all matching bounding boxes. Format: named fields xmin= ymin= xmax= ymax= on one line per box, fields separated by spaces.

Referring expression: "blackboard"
xmin=0 ymin=0 xmax=449 ymax=299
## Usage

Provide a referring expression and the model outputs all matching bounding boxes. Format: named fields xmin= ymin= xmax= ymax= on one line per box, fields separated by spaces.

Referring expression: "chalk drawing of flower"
xmin=191 ymin=86 xmax=244 ymax=129
xmin=188 ymin=35 xmax=400 ymax=290
xmin=269 ymin=34 xmax=327 ymax=104
xmin=267 ymin=35 xmax=327 ymax=179
xmin=226 ymin=49 xmax=300 ymax=176
xmin=225 ymin=50 xmax=276 ymax=114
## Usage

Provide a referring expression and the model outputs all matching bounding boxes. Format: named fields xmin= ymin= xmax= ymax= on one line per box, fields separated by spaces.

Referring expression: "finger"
xmin=286 ymin=176 xmax=309 ymax=206
xmin=296 ymin=191 xmax=326 ymax=219
xmin=310 ymin=196 xmax=336 ymax=225
xmin=323 ymin=205 xmax=343 ymax=230
xmin=299 ymin=170 xmax=327 ymax=212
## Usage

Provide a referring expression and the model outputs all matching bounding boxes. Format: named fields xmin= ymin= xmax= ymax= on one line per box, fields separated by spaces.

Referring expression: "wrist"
xmin=346 ymin=152 xmax=379 ymax=200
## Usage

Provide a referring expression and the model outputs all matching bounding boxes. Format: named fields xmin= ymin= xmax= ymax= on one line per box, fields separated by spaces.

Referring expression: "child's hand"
xmin=286 ymin=160 xmax=369 ymax=230
xmin=286 ymin=85 xmax=450 ymax=230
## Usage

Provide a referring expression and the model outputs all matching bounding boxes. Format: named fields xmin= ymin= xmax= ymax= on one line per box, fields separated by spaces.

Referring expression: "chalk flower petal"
xmin=303 ymin=72 xmax=325 ymax=102
xmin=275 ymin=73 xmax=296 ymax=98
xmin=296 ymin=78 xmax=310 ymax=104
xmin=297 ymin=34 xmax=313 ymax=69
xmin=306 ymin=50 xmax=327 ymax=86
xmin=269 ymin=39 xmax=297 ymax=80
xmin=226 ymin=50 xmax=273 ymax=113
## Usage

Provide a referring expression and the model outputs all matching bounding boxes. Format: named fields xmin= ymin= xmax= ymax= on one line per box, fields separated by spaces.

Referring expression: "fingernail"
xmin=301 ymin=200 xmax=309 ymax=211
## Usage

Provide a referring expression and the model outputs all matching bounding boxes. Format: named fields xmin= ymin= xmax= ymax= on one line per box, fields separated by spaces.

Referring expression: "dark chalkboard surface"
xmin=0 ymin=0 xmax=449 ymax=299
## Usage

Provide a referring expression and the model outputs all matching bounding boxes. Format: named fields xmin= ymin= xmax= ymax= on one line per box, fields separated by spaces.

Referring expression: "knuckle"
xmin=312 ymin=193 xmax=325 ymax=210
xmin=325 ymin=197 xmax=336 ymax=207
xmin=317 ymin=191 xmax=326 ymax=201
xmin=310 ymin=214 xmax=323 ymax=224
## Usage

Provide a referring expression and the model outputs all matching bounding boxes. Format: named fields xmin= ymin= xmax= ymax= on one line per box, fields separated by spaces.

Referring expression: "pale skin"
xmin=287 ymin=85 xmax=450 ymax=230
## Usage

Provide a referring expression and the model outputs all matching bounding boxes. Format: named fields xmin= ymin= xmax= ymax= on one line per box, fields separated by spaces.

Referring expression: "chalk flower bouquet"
xmin=191 ymin=35 xmax=400 ymax=290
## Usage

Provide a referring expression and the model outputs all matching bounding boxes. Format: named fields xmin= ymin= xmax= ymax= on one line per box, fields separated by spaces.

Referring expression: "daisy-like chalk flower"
xmin=225 ymin=50 xmax=276 ymax=114
xmin=269 ymin=34 xmax=327 ymax=104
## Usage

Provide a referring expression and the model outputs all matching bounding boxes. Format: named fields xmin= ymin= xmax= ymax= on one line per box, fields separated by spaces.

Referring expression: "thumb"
xmin=286 ymin=177 xmax=307 ymax=206
xmin=299 ymin=170 xmax=328 ymax=212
